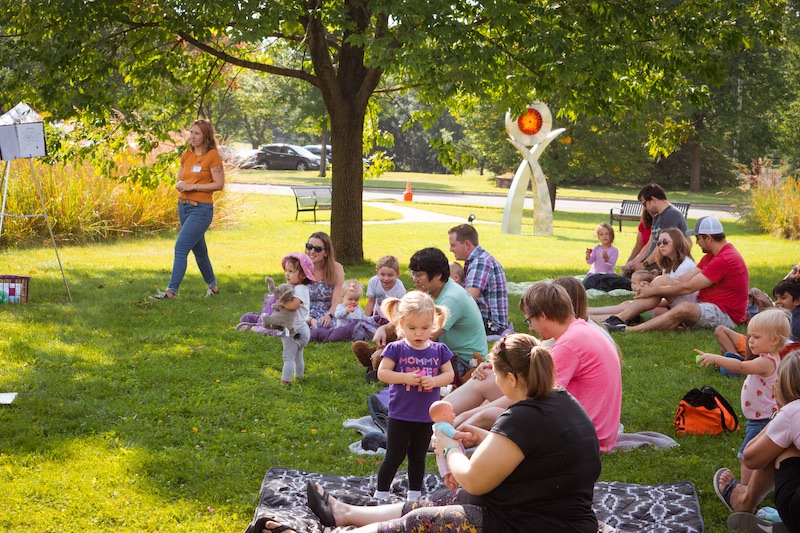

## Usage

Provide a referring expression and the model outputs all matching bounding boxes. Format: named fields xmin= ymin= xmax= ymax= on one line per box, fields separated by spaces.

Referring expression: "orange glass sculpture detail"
xmin=517 ymin=109 xmax=543 ymax=136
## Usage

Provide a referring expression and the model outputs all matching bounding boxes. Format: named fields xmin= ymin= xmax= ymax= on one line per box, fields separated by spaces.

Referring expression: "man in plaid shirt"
xmin=448 ymin=224 xmax=509 ymax=336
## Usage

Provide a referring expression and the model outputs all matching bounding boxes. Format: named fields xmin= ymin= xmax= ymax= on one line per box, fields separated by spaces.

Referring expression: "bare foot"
xmin=716 ymin=468 xmax=751 ymax=512
xmin=315 ymin=481 xmax=346 ymax=526
xmin=262 ymin=520 xmax=296 ymax=533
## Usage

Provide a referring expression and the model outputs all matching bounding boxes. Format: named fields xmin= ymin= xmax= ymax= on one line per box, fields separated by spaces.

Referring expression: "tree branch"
xmin=176 ymin=31 xmax=319 ymax=87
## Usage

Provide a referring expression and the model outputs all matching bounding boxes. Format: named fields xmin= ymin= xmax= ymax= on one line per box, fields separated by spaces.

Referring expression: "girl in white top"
xmin=711 ymin=349 xmax=800 ymax=529
xmin=278 ymin=253 xmax=315 ymax=385
xmin=697 ymin=308 xmax=790 ymax=483
xmin=654 ymin=227 xmax=697 ymax=308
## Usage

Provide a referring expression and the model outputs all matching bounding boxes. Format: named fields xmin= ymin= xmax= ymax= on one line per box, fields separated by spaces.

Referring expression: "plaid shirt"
xmin=464 ymin=246 xmax=508 ymax=330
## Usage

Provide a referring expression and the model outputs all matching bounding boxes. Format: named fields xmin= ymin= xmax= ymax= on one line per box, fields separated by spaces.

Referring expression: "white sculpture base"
xmin=501 ymin=128 xmax=565 ymax=235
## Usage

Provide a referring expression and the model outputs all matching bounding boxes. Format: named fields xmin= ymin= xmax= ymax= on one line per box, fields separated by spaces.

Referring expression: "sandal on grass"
xmin=714 ymin=468 xmax=739 ymax=512
xmin=306 ymin=480 xmax=336 ymax=527
xmin=205 ymin=287 xmax=219 ymax=297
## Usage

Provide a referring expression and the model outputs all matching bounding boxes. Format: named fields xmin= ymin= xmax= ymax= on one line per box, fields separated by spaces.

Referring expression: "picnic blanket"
xmin=243 ymin=468 xmax=705 ymax=533
xmin=507 ymin=278 xmax=634 ymax=299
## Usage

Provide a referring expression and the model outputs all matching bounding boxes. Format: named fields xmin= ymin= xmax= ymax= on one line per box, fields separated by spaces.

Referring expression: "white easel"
xmin=0 ymin=115 xmax=72 ymax=303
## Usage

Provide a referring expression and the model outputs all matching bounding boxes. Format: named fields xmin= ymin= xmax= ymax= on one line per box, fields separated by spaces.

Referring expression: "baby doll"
xmin=429 ymin=400 xmax=459 ymax=438
xmin=430 ymin=400 xmax=467 ymax=480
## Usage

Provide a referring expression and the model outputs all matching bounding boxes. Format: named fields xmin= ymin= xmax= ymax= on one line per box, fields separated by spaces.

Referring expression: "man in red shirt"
xmin=605 ymin=216 xmax=748 ymax=332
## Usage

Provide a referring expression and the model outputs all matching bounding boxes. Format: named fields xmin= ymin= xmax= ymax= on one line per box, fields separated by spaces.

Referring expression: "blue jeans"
xmin=167 ymin=201 xmax=216 ymax=294
xmin=738 ymin=418 xmax=769 ymax=458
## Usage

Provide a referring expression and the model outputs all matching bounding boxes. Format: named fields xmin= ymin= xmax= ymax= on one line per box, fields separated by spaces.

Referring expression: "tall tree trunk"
xmin=318 ymin=123 xmax=329 ymax=178
xmin=689 ymin=138 xmax=701 ymax=193
xmin=329 ymin=107 xmax=365 ymax=263
xmin=689 ymin=111 xmax=705 ymax=193
xmin=305 ymin=3 xmax=382 ymax=263
xmin=546 ymin=179 xmax=557 ymax=211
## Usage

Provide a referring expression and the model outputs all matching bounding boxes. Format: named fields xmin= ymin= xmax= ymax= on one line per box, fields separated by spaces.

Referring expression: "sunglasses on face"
xmin=305 ymin=243 xmax=325 ymax=253
xmin=657 ymin=239 xmax=672 ymax=246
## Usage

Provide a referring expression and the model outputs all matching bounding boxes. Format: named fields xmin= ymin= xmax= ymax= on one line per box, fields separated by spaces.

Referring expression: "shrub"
xmin=743 ymin=178 xmax=800 ymax=239
xmin=0 ymin=160 xmax=236 ymax=247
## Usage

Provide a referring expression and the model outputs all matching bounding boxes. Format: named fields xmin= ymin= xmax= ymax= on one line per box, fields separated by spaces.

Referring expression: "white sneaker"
xmin=406 ymin=490 xmax=421 ymax=502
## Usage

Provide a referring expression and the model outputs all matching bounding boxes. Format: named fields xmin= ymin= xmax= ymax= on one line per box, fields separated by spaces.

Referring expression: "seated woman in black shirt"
xmin=263 ymin=333 xmax=602 ymax=533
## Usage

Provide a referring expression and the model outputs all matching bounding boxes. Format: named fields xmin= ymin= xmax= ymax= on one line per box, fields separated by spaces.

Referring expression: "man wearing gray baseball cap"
xmin=605 ymin=216 xmax=748 ymax=332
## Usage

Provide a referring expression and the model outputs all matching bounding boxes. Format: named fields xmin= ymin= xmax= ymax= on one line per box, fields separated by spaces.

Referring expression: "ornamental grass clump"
xmin=0 ymin=157 xmax=236 ymax=247
xmin=744 ymin=177 xmax=800 ymax=239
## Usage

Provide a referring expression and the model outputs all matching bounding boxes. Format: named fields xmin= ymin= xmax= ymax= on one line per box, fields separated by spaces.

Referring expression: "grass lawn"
xmin=0 ymin=193 xmax=793 ymax=532
xmin=228 ymin=168 xmax=742 ymax=206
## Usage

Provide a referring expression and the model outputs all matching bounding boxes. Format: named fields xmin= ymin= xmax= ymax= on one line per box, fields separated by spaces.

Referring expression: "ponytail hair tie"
xmin=348 ymin=282 xmax=356 ymax=291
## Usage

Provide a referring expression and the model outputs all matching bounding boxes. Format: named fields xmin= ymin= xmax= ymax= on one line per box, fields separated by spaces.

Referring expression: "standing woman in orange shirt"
xmin=152 ymin=119 xmax=225 ymax=300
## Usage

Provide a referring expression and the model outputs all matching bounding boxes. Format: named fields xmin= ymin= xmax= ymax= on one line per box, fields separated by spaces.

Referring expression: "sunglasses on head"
xmin=305 ymin=243 xmax=325 ymax=253
xmin=657 ymin=238 xmax=672 ymax=246
xmin=494 ymin=337 xmax=516 ymax=374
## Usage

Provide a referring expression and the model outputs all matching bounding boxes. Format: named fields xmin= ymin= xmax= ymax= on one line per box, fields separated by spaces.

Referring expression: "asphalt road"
xmin=227 ymin=182 xmax=738 ymax=221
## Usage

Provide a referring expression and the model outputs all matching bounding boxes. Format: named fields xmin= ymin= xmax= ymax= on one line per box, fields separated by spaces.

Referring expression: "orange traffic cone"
xmin=403 ymin=180 xmax=413 ymax=201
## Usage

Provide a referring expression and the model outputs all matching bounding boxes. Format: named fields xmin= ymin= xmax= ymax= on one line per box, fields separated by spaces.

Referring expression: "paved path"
xmin=227 ymin=182 xmax=737 ymax=223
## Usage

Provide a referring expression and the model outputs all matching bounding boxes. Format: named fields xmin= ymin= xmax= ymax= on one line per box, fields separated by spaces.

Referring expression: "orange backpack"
xmin=674 ymin=386 xmax=740 ymax=436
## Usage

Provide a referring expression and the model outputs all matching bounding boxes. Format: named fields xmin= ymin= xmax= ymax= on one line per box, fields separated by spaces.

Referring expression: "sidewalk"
xmin=226 ymin=182 xmax=738 ymax=223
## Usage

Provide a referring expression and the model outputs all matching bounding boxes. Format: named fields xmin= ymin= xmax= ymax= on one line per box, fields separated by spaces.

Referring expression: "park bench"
xmin=291 ymin=186 xmax=332 ymax=223
xmin=609 ymin=200 xmax=691 ymax=231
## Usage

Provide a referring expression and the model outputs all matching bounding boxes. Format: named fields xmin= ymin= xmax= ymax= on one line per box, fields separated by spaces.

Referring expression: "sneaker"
xmin=367 ymin=394 xmax=389 ymax=433
xmin=149 ymin=290 xmax=176 ymax=300
xmin=235 ymin=322 xmax=254 ymax=332
xmin=602 ymin=316 xmax=626 ymax=332
xmin=205 ymin=287 xmax=219 ymax=297
xmin=727 ymin=512 xmax=789 ymax=532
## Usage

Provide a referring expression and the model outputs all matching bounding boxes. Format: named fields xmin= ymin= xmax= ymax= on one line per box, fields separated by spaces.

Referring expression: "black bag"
xmin=674 ymin=386 xmax=740 ymax=436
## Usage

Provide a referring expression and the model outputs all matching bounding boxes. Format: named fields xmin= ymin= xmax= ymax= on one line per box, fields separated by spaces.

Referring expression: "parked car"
xmin=255 ymin=144 xmax=321 ymax=171
xmin=305 ymin=144 xmax=374 ymax=168
xmin=303 ymin=144 xmax=332 ymax=164
xmin=217 ymin=145 xmax=239 ymax=164
xmin=237 ymin=149 xmax=261 ymax=169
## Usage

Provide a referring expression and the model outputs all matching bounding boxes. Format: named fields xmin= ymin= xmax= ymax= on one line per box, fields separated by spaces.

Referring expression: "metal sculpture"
xmin=501 ymin=102 xmax=564 ymax=235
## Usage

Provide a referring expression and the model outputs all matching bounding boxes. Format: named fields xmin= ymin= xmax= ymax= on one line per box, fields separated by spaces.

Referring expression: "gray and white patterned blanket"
xmin=243 ymin=468 xmax=704 ymax=532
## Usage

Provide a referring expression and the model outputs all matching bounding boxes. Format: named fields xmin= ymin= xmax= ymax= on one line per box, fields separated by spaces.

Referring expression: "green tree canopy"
xmin=0 ymin=0 xmax=787 ymax=261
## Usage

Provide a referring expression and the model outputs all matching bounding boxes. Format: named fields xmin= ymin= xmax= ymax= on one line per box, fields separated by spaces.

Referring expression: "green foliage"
xmin=743 ymin=177 xmax=800 ymax=239
xmin=0 ymin=0 xmax=789 ymax=262
xmin=652 ymin=144 xmax=740 ymax=192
